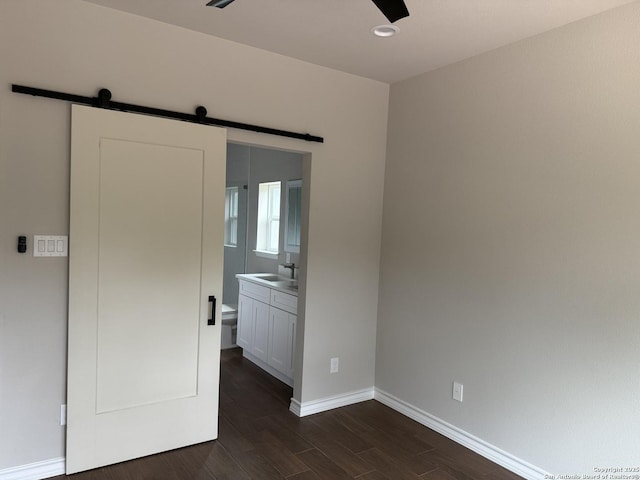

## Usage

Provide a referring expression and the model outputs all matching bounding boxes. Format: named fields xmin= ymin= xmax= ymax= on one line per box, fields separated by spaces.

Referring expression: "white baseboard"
xmin=0 ymin=457 xmax=65 ymax=480
xmin=374 ymin=388 xmax=548 ymax=480
xmin=289 ymin=387 xmax=374 ymax=417
xmin=2 ymin=391 xmax=547 ymax=480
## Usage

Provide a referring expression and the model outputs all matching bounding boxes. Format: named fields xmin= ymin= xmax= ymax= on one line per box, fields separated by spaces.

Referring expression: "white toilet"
xmin=220 ymin=303 xmax=238 ymax=349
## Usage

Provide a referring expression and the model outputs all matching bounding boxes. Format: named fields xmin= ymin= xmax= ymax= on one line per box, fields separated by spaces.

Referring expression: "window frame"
xmin=255 ymin=180 xmax=281 ymax=258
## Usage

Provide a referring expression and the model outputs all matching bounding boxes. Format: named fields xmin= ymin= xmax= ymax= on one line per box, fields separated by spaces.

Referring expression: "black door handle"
xmin=208 ymin=296 xmax=216 ymax=326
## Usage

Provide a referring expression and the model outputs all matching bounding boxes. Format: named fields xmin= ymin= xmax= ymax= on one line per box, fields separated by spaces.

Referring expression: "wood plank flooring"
xmin=58 ymin=348 xmax=523 ymax=479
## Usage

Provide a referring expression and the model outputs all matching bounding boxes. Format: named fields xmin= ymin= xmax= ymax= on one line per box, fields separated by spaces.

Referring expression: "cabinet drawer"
xmin=239 ymin=280 xmax=271 ymax=303
xmin=270 ymin=290 xmax=297 ymax=315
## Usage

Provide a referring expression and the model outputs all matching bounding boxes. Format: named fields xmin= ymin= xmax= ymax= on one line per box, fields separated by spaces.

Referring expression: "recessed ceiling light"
xmin=371 ymin=25 xmax=400 ymax=37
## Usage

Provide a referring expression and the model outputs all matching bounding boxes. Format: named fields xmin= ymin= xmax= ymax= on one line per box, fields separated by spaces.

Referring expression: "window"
xmin=256 ymin=181 xmax=281 ymax=255
xmin=224 ymin=186 xmax=238 ymax=247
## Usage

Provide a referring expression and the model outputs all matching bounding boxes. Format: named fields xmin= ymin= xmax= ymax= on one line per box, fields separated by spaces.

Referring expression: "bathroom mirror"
xmin=284 ymin=179 xmax=302 ymax=253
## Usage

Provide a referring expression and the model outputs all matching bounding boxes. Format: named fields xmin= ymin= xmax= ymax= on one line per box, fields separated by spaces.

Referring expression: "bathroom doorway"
xmin=220 ymin=143 xmax=305 ymax=393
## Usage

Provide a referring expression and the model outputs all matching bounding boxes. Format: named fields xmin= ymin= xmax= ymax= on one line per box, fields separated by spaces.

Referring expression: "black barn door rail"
xmin=11 ymin=84 xmax=324 ymax=143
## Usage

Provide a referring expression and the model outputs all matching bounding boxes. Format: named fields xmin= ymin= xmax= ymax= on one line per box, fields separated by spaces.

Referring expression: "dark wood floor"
xmin=60 ymin=348 xmax=523 ymax=479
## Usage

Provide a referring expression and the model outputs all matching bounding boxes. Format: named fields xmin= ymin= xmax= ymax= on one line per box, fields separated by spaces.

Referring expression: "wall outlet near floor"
xmin=453 ymin=382 xmax=463 ymax=402
xmin=330 ymin=357 xmax=339 ymax=374
xmin=60 ymin=404 xmax=67 ymax=426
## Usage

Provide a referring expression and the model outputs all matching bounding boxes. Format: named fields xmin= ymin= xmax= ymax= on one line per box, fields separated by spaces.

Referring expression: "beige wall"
xmin=378 ymin=1 xmax=640 ymax=474
xmin=0 ymin=0 xmax=388 ymax=469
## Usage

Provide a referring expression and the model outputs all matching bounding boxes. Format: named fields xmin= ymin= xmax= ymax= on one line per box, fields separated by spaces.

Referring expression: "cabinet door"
xmin=268 ymin=308 xmax=297 ymax=377
xmin=268 ymin=308 xmax=290 ymax=374
xmin=252 ymin=301 xmax=270 ymax=362
xmin=236 ymin=294 xmax=253 ymax=350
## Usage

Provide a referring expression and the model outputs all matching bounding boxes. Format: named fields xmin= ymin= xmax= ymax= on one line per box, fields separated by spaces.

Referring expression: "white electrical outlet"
xmin=60 ymin=404 xmax=67 ymax=426
xmin=286 ymin=252 xmax=291 ymax=263
xmin=330 ymin=357 xmax=339 ymax=374
xmin=453 ymin=382 xmax=463 ymax=402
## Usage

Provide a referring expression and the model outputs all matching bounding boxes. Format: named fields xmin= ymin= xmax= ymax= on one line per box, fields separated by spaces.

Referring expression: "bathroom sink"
xmin=252 ymin=274 xmax=297 ymax=289
xmin=255 ymin=274 xmax=282 ymax=282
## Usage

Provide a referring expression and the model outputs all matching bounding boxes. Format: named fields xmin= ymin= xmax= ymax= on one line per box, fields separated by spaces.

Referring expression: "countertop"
xmin=236 ymin=273 xmax=299 ymax=296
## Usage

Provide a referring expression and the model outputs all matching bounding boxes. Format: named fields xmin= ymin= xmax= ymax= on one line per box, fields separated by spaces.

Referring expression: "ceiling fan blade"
xmin=206 ymin=0 xmax=236 ymax=8
xmin=371 ymin=0 xmax=409 ymax=23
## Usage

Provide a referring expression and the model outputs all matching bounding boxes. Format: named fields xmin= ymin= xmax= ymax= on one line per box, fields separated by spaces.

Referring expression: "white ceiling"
xmin=83 ymin=0 xmax=635 ymax=84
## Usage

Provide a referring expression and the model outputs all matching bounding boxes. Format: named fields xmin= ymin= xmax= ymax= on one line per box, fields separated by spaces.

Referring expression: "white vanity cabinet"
xmin=236 ymin=275 xmax=297 ymax=386
xmin=237 ymin=294 xmax=270 ymax=362
xmin=268 ymin=303 xmax=296 ymax=379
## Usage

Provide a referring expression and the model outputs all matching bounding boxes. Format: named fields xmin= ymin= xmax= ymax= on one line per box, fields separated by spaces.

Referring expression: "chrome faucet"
xmin=283 ymin=262 xmax=296 ymax=279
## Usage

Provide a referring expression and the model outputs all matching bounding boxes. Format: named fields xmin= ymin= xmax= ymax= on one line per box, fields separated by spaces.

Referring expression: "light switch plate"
xmin=34 ymin=235 xmax=68 ymax=257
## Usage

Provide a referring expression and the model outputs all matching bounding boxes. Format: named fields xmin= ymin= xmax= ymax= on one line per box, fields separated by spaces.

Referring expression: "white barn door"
xmin=67 ymin=105 xmax=226 ymax=474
